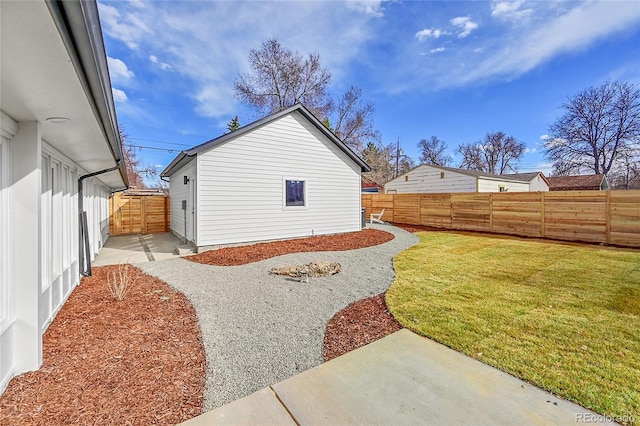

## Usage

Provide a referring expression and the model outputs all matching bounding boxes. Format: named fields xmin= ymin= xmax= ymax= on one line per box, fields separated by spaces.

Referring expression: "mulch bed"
xmin=323 ymin=293 xmax=402 ymax=361
xmin=390 ymin=222 xmax=442 ymax=233
xmin=322 ymin=225 xmax=436 ymax=361
xmin=187 ymin=228 xmax=395 ymax=266
xmin=0 ymin=265 xmax=205 ymax=426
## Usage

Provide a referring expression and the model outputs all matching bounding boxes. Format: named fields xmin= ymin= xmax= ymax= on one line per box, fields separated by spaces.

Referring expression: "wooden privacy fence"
xmin=362 ymin=190 xmax=640 ymax=248
xmin=109 ymin=192 xmax=170 ymax=236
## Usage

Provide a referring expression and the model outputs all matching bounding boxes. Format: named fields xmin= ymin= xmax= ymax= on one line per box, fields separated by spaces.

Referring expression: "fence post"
xmin=540 ymin=192 xmax=545 ymax=238
xmin=605 ymin=190 xmax=611 ymax=244
xmin=489 ymin=193 xmax=494 ymax=233
xmin=449 ymin=193 xmax=454 ymax=228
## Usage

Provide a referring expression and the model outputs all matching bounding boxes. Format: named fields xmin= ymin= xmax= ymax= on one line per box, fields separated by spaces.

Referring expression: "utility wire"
xmin=128 ymin=137 xmax=193 ymax=147
xmin=127 ymin=144 xmax=184 ymax=154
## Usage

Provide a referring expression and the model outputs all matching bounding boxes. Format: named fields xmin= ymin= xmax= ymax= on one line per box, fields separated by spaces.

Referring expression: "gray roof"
xmin=502 ymin=172 xmax=541 ymax=181
xmin=161 ymin=103 xmax=370 ymax=177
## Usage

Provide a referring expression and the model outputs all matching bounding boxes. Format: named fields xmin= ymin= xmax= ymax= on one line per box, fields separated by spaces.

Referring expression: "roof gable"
xmin=162 ymin=103 xmax=370 ymax=177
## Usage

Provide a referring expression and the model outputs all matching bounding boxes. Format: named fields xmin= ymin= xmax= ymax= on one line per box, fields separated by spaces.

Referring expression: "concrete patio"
xmin=93 ymin=232 xmax=187 ymax=266
xmin=182 ymin=329 xmax=612 ymax=425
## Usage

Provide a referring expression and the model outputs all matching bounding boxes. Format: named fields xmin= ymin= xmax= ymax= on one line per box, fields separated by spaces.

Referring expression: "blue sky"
xmin=99 ymin=0 xmax=640 ymax=178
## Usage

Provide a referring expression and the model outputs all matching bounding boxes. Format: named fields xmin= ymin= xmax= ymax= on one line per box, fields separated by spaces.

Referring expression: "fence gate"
xmin=109 ymin=192 xmax=170 ymax=236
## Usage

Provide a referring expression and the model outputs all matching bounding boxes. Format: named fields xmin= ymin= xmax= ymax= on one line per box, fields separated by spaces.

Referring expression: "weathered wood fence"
xmin=109 ymin=192 xmax=170 ymax=236
xmin=362 ymin=190 xmax=640 ymax=248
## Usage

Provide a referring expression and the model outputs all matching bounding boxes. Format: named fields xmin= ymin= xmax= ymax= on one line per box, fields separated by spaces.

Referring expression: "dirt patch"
xmin=0 ymin=265 xmax=205 ymax=426
xmin=187 ymin=228 xmax=394 ymax=266
xmin=323 ymin=293 xmax=402 ymax=361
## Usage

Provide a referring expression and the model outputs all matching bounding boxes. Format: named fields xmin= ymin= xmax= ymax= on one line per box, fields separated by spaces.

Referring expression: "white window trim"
xmin=282 ymin=177 xmax=307 ymax=210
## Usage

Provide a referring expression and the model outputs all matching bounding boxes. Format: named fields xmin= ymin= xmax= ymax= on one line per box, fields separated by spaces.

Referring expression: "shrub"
xmin=107 ymin=263 xmax=138 ymax=300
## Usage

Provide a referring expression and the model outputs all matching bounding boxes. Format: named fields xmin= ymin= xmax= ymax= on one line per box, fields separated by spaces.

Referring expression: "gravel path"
xmin=137 ymin=223 xmax=418 ymax=411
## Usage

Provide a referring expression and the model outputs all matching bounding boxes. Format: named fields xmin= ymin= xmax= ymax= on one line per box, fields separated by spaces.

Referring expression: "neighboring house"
xmin=502 ymin=172 xmax=550 ymax=192
xmin=1 ymin=0 xmax=127 ymax=394
xmin=362 ymin=177 xmax=383 ymax=193
xmin=161 ymin=103 xmax=370 ymax=249
xmin=384 ymin=164 xmax=531 ymax=194
xmin=547 ymin=174 xmax=610 ymax=191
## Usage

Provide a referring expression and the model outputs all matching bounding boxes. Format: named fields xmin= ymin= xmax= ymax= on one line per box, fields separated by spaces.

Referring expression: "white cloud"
xmin=346 ymin=0 xmax=385 ymax=17
xmin=524 ymin=147 xmax=538 ymax=154
xmin=427 ymin=1 xmax=640 ymax=88
xmin=491 ymin=1 xmax=533 ymax=21
xmin=112 ymin=88 xmax=128 ymax=103
xmin=539 ymin=134 xmax=550 ymax=141
xmin=100 ymin=1 xmax=383 ymax=119
xmin=450 ymin=16 xmax=479 ymax=38
xmin=415 ymin=28 xmax=447 ymax=41
xmin=430 ymin=47 xmax=446 ymax=54
xmin=149 ymin=55 xmax=173 ymax=71
xmin=98 ymin=2 xmax=151 ymax=49
xmin=107 ymin=57 xmax=134 ymax=84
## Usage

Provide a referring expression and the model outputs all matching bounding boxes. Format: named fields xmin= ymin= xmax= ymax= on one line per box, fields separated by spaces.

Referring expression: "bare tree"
xmin=234 ymin=39 xmax=332 ymax=118
xmin=608 ymin=146 xmax=640 ymax=189
xmin=140 ymin=167 xmax=169 ymax=195
xmin=361 ymin=141 xmax=394 ymax=185
xmin=120 ymin=127 xmax=146 ymax=189
xmin=545 ymin=80 xmax=640 ymax=176
xmin=418 ymin=136 xmax=451 ymax=166
xmin=458 ymin=131 xmax=525 ymax=174
xmin=332 ymin=86 xmax=379 ymax=152
xmin=235 ymin=40 xmax=380 ymax=154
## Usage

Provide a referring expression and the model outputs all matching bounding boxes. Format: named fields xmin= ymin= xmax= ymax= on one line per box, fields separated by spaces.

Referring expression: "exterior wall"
xmin=193 ymin=111 xmax=361 ymax=246
xmin=0 ymin=114 xmax=112 ymax=394
xmin=168 ymin=160 xmax=197 ymax=243
xmin=529 ymin=174 xmax=549 ymax=192
xmin=385 ymin=165 xmax=476 ymax=194
xmin=477 ymin=177 xmax=530 ymax=192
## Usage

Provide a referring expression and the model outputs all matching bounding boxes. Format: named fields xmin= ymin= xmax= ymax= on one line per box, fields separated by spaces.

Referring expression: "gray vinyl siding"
xmin=477 ymin=177 xmax=530 ymax=192
xmin=168 ymin=160 xmax=196 ymax=242
xmin=195 ymin=111 xmax=361 ymax=246
xmin=385 ymin=165 xmax=476 ymax=193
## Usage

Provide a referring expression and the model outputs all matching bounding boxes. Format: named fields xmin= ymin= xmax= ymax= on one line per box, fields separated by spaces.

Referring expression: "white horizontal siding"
xmin=168 ymin=160 xmax=196 ymax=242
xmin=385 ymin=165 xmax=476 ymax=193
xmin=195 ymin=111 xmax=361 ymax=246
xmin=478 ymin=177 xmax=530 ymax=192
xmin=529 ymin=175 xmax=549 ymax=192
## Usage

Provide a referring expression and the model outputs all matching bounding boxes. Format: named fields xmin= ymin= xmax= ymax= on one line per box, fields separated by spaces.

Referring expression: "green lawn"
xmin=386 ymin=232 xmax=640 ymax=425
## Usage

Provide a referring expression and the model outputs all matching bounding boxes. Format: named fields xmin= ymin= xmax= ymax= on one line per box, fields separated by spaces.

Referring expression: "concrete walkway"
xmin=92 ymin=232 xmax=185 ymax=266
xmin=183 ymin=329 xmax=612 ymax=426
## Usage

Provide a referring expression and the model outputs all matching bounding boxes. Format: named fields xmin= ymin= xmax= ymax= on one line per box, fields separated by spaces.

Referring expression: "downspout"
xmin=78 ymin=163 xmax=121 ymax=277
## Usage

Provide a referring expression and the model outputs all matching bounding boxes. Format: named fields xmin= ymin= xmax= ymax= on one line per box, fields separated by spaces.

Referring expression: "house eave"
xmin=46 ymin=0 xmax=128 ymax=188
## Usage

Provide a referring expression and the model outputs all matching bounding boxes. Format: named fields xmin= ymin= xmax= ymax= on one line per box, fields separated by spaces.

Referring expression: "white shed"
xmin=384 ymin=164 xmax=531 ymax=194
xmin=1 ymin=0 xmax=127 ymax=394
xmin=503 ymin=172 xmax=550 ymax=192
xmin=161 ymin=104 xmax=370 ymax=249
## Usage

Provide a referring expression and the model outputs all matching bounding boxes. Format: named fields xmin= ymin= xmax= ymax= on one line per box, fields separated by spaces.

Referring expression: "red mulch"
xmin=0 ymin=265 xmax=205 ymax=426
xmin=323 ymin=293 xmax=402 ymax=361
xmin=187 ymin=228 xmax=395 ymax=266
xmin=390 ymin=222 xmax=442 ymax=233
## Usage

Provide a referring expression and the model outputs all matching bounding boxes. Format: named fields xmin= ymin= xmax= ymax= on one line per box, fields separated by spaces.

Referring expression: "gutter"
xmin=78 ymin=164 xmax=121 ymax=277
xmin=46 ymin=0 xmax=129 ymax=188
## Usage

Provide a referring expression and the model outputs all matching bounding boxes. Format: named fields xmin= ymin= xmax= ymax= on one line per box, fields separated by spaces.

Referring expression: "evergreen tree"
xmin=227 ymin=116 xmax=240 ymax=132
